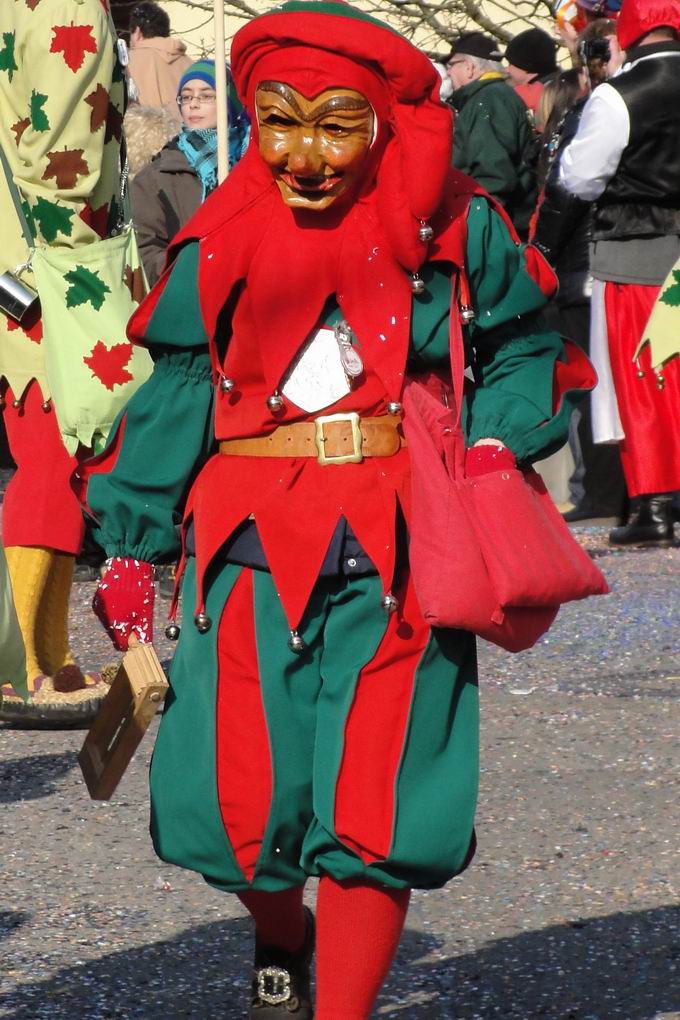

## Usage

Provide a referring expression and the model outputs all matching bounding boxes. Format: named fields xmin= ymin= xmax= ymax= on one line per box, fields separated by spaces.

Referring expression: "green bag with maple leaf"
xmin=30 ymin=227 xmax=152 ymax=454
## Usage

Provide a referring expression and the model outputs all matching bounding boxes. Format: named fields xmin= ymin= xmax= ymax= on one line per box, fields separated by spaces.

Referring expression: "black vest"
xmin=593 ymin=42 xmax=680 ymax=241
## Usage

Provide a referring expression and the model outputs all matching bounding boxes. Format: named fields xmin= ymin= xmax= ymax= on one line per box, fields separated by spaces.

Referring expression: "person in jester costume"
xmin=84 ymin=3 xmax=594 ymax=1016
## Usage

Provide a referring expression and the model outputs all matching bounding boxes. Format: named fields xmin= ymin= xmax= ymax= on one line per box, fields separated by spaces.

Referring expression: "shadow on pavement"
xmin=0 ymin=912 xmax=30 ymax=945
xmin=0 ymin=751 xmax=78 ymax=805
xmin=392 ymin=903 xmax=680 ymax=1018
xmin=0 ymin=904 xmax=678 ymax=1018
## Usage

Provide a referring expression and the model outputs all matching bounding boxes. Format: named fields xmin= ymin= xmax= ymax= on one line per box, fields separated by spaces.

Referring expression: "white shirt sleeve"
xmin=558 ymin=84 xmax=630 ymax=201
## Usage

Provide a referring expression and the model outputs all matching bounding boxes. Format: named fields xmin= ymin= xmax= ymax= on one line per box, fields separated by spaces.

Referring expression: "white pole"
xmin=213 ymin=0 xmax=229 ymax=183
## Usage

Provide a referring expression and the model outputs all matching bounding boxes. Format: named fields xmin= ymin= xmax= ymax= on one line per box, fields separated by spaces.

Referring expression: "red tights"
xmin=238 ymin=878 xmax=410 ymax=1019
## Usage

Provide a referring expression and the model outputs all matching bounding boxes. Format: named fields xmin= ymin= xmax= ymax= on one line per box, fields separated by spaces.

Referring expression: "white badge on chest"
xmin=281 ymin=322 xmax=363 ymax=414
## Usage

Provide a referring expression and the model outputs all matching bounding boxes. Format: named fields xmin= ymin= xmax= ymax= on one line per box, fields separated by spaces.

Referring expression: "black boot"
xmin=250 ymin=907 xmax=315 ymax=1018
xmin=608 ymin=494 xmax=676 ymax=547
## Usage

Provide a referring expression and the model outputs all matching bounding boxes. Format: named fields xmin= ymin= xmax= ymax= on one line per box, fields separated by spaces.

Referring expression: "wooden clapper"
xmin=79 ymin=635 xmax=169 ymax=800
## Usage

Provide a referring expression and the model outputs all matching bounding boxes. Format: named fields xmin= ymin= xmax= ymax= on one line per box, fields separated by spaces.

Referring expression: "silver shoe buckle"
xmin=257 ymin=966 xmax=292 ymax=1005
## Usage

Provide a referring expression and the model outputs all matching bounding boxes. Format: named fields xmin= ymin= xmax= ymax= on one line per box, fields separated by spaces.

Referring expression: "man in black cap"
xmin=446 ymin=32 xmax=537 ymax=237
xmin=504 ymin=28 xmax=560 ymax=112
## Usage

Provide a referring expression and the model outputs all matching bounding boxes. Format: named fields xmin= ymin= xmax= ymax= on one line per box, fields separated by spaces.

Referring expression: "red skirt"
xmin=605 ymin=281 xmax=680 ymax=497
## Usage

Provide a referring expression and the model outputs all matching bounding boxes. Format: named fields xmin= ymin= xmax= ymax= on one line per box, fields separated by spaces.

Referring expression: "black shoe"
xmin=608 ymin=494 xmax=676 ymax=547
xmin=562 ymin=502 xmax=619 ymax=523
xmin=250 ymin=907 xmax=315 ymax=1018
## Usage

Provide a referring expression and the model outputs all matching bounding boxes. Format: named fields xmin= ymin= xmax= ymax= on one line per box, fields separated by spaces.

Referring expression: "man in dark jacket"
xmin=446 ymin=32 xmax=537 ymax=237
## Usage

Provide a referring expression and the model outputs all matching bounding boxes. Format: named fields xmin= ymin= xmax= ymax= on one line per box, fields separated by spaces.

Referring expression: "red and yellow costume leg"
xmin=1 ymin=383 xmax=100 ymax=706
xmin=2 ymin=381 xmax=83 ymax=553
xmin=604 ymin=282 xmax=680 ymax=497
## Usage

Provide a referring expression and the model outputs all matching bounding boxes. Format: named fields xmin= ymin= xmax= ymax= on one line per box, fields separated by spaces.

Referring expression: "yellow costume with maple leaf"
xmin=0 ymin=0 xmax=135 ymax=718
xmin=0 ymin=0 xmax=126 ymax=403
xmin=636 ymin=257 xmax=680 ymax=372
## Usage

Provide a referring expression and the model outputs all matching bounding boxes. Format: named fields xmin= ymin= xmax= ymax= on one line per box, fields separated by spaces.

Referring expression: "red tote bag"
xmin=402 ymin=279 xmax=609 ymax=653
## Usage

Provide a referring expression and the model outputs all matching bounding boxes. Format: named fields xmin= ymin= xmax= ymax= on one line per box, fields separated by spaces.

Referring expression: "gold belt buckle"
xmin=314 ymin=412 xmax=363 ymax=465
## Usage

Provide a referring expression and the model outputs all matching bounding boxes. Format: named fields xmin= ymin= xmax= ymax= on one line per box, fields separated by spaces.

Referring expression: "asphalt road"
xmin=1 ymin=526 xmax=678 ymax=1019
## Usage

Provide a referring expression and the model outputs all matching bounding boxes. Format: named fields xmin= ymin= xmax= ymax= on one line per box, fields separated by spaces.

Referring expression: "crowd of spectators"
xmin=438 ymin=0 xmax=680 ymax=546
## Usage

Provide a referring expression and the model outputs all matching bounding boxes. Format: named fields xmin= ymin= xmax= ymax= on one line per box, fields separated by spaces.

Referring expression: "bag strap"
xmin=448 ymin=217 xmax=470 ymax=432
xmin=441 ymin=186 xmax=518 ymax=432
xmin=115 ymin=131 xmax=131 ymax=233
xmin=0 ymin=144 xmax=35 ymax=253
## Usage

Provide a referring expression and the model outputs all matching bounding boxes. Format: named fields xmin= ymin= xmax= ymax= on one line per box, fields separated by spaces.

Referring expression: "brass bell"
xmin=636 ymin=368 xmax=645 ymax=379
xmin=267 ymin=393 xmax=285 ymax=413
xmin=387 ymin=401 xmax=402 ymax=415
xmin=194 ymin=612 xmax=212 ymax=634
xmin=12 ymin=398 xmax=21 ymax=409
xmin=410 ymin=275 xmax=425 ymax=295
xmin=41 ymin=399 xmax=51 ymax=413
xmin=418 ymin=223 xmax=434 ymax=243
xmin=460 ymin=305 xmax=475 ymax=324
xmin=656 ymin=373 xmax=665 ymax=390
xmin=165 ymin=622 xmax=181 ymax=641
xmin=220 ymin=376 xmax=235 ymax=393
xmin=381 ymin=593 xmax=399 ymax=614
xmin=288 ymin=630 xmax=305 ymax=653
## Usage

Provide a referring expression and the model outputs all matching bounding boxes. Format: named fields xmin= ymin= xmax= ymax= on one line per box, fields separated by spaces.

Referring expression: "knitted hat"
xmin=178 ymin=59 xmax=217 ymax=95
xmin=178 ymin=59 xmax=245 ymax=113
xmin=177 ymin=59 xmax=247 ymax=120
xmin=449 ymin=32 xmax=503 ymax=62
xmin=505 ymin=28 xmax=559 ymax=75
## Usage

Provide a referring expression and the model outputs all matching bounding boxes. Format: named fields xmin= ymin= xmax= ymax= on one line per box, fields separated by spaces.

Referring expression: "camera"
xmin=579 ymin=37 xmax=612 ymax=62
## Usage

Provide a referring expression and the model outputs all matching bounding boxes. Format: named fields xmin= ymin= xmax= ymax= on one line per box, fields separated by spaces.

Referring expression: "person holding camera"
xmin=578 ymin=17 xmax=625 ymax=86
xmin=560 ymin=0 xmax=680 ymax=545
xmin=532 ymin=23 xmax=628 ymax=523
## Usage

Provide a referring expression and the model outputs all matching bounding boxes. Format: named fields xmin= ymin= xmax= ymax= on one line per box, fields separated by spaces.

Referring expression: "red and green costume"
xmin=84 ymin=1 xmax=591 ymax=901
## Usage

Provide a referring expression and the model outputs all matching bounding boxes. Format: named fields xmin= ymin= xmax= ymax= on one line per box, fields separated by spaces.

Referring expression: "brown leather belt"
xmin=218 ymin=412 xmax=406 ymax=465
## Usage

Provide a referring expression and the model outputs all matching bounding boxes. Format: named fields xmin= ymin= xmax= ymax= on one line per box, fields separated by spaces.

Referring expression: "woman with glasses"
xmin=131 ymin=60 xmax=250 ymax=286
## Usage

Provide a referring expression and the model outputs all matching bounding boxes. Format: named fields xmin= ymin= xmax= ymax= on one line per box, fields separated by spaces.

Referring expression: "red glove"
xmin=93 ymin=557 xmax=155 ymax=651
xmin=465 ymin=443 xmax=517 ymax=477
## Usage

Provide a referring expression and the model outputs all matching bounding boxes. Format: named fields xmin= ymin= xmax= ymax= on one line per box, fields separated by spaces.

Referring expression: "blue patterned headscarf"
xmin=176 ymin=59 xmax=250 ymax=197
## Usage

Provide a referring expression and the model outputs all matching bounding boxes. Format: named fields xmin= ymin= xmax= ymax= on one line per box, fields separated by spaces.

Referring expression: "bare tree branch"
xmin=167 ymin=0 xmax=557 ymax=53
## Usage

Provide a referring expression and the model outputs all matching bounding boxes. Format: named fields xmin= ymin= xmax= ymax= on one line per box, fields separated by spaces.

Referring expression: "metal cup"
xmin=0 ymin=270 xmax=40 ymax=324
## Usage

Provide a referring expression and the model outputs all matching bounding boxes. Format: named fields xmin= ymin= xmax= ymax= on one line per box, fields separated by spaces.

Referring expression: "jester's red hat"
xmin=230 ymin=0 xmax=453 ymax=271
xmin=617 ymin=0 xmax=680 ymax=48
